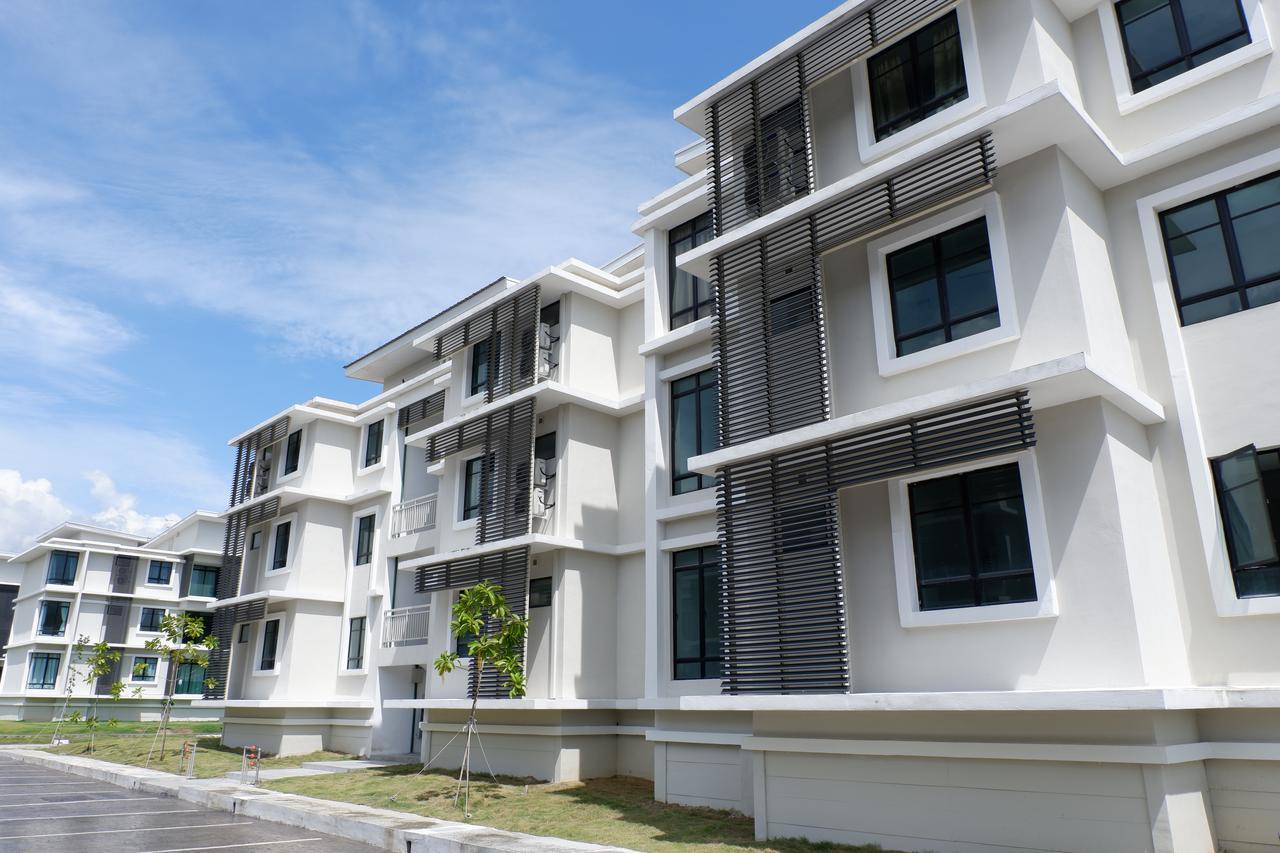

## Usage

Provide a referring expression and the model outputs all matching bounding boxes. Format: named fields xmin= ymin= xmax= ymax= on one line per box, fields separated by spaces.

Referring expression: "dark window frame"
xmin=139 ymin=607 xmax=165 ymax=633
xmin=867 ymin=10 xmax=969 ymax=141
xmin=354 ymin=514 xmax=375 ymax=566
xmin=742 ymin=99 xmax=809 ymax=217
xmin=1211 ymin=444 xmax=1280 ymax=598
xmin=46 ymin=550 xmax=78 ymax=586
xmin=259 ymin=619 xmax=280 ymax=670
xmin=461 ymin=455 xmax=485 ymax=521
xmin=363 ymin=419 xmax=384 ymax=468
xmin=1115 ymin=0 xmax=1250 ymax=93
xmin=190 ymin=565 xmax=218 ymax=598
xmin=131 ymin=656 xmax=159 ymax=682
xmin=237 ymin=624 xmax=250 ymax=643
xmin=1160 ymin=169 xmax=1280 ymax=326
xmin=37 ymin=600 xmax=69 ymax=637
xmin=174 ymin=661 xmax=206 ymax=694
xmin=469 ymin=337 xmax=498 ymax=397
xmin=672 ymin=545 xmax=722 ymax=681
xmin=283 ymin=430 xmax=302 ymax=475
xmin=671 ymin=368 xmax=719 ymax=495
xmin=27 ymin=652 xmax=60 ymax=689
xmin=271 ymin=521 xmax=291 ymax=571
xmin=529 ymin=576 xmax=552 ymax=608
xmin=907 ymin=461 xmax=1037 ymax=612
xmin=455 ymin=631 xmax=478 ymax=658
xmin=346 ymin=616 xmax=366 ymax=669
xmin=669 ymin=212 xmax=715 ymax=330
xmin=146 ymin=560 xmax=173 ymax=585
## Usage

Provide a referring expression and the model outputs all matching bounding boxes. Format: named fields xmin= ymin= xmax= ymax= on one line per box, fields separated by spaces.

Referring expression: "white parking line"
xmin=0 ymin=780 xmax=87 ymax=786
xmin=0 ymin=808 xmax=200 ymax=823
xmin=0 ymin=789 xmax=112 ymax=798
xmin=0 ymin=795 xmax=162 ymax=808
xmin=138 ymin=839 xmax=325 ymax=852
xmin=0 ymin=821 xmax=245 ymax=840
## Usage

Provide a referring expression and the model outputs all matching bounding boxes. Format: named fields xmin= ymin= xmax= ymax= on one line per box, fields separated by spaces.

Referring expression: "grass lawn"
xmin=0 ymin=719 xmax=222 ymax=744
xmin=47 ymin=734 xmax=353 ymax=780
xmin=265 ymin=765 xmax=891 ymax=853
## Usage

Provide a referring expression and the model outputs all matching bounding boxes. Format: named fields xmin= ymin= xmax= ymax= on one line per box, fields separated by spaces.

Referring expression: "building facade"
xmin=0 ymin=515 xmax=227 ymax=721
xmin=200 ymin=0 xmax=1280 ymax=849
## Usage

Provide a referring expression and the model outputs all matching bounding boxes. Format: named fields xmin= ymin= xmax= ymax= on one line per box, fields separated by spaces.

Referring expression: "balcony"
xmin=381 ymin=604 xmax=431 ymax=648
xmin=391 ymin=494 xmax=437 ymax=538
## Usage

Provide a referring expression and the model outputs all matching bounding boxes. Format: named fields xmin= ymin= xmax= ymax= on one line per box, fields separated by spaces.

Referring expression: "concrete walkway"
xmin=224 ymin=757 xmax=414 ymax=782
xmin=4 ymin=748 xmax=635 ymax=853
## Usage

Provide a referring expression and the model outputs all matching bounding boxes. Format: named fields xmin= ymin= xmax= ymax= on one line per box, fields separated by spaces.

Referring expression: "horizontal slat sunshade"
xmin=398 ymin=390 xmax=446 ymax=431
xmin=476 ymin=398 xmax=536 ymax=546
xmin=203 ymin=599 xmax=267 ymax=699
xmin=718 ymin=391 xmax=1034 ymax=695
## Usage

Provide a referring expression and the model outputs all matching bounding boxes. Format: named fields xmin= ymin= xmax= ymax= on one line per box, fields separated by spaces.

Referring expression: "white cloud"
xmin=85 ymin=470 xmax=181 ymax=539
xmin=0 ymin=470 xmax=72 ymax=553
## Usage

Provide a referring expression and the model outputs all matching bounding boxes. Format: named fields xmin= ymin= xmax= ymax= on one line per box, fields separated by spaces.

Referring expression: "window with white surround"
xmin=37 ymin=600 xmax=69 ymax=637
xmin=362 ymin=418 xmax=384 ymax=469
xmin=131 ymin=656 xmax=158 ymax=683
xmin=1211 ymin=444 xmax=1280 ymax=598
xmin=45 ymin=550 xmax=78 ymax=586
xmin=146 ymin=560 xmax=173 ymax=586
xmin=268 ymin=517 xmax=294 ymax=573
xmin=459 ymin=454 xmax=486 ymax=522
xmin=867 ymin=194 xmax=1018 ymax=376
xmin=139 ymin=607 xmax=165 ymax=633
xmin=889 ymin=451 xmax=1057 ymax=627
xmin=258 ymin=619 xmax=281 ymax=672
xmin=346 ymin=616 xmax=366 ymax=670
xmin=468 ymin=338 xmax=496 ymax=398
xmin=27 ymin=652 xmax=59 ymax=689
xmin=354 ymin=513 xmax=375 ymax=566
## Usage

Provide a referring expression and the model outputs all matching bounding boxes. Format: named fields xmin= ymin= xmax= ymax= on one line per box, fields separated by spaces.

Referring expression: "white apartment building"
xmin=201 ymin=0 xmax=1280 ymax=849
xmin=0 ymin=554 xmax=20 ymax=683
xmin=0 ymin=514 xmax=227 ymax=721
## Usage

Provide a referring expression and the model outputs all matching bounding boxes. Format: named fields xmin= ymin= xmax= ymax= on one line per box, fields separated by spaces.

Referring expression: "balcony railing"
xmin=391 ymin=494 xmax=437 ymax=538
xmin=382 ymin=604 xmax=431 ymax=648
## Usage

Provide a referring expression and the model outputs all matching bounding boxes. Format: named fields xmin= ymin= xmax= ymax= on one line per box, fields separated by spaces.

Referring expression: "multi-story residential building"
xmin=0 ymin=514 xmax=226 ymax=721
xmin=0 ymin=553 xmax=19 ymax=682
xmin=204 ymin=0 xmax=1280 ymax=848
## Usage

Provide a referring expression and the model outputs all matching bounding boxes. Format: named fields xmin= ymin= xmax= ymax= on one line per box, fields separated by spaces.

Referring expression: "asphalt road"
xmin=0 ymin=753 xmax=378 ymax=852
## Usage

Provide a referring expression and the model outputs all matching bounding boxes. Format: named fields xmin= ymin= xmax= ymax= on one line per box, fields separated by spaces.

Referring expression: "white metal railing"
xmin=391 ymin=493 xmax=437 ymax=537
xmin=382 ymin=604 xmax=431 ymax=647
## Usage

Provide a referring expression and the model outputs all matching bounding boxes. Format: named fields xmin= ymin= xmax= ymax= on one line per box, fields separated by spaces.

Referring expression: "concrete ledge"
xmin=3 ymin=748 xmax=635 ymax=853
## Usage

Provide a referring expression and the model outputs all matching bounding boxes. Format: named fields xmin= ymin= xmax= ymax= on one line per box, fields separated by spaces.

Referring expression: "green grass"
xmin=0 ymin=719 xmax=222 ymax=744
xmin=265 ymin=765 xmax=892 ymax=853
xmin=47 ymin=734 xmax=353 ymax=779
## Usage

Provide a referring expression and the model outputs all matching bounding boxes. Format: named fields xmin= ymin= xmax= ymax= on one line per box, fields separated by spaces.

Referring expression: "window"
xmin=461 ymin=456 xmax=485 ymax=521
xmin=259 ymin=620 xmax=280 ymax=670
xmin=46 ymin=550 xmax=78 ymax=586
xmin=139 ymin=607 xmax=165 ymax=632
xmin=672 ymin=546 xmax=721 ymax=680
xmin=271 ymin=521 xmax=291 ymax=571
xmin=1212 ymin=445 xmax=1280 ymax=597
xmin=743 ymin=100 xmax=808 ymax=216
xmin=131 ymin=656 xmax=158 ymax=682
xmin=670 ymin=213 xmax=715 ymax=329
xmin=363 ymin=419 xmax=384 ymax=468
xmin=768 ymin=288 xmax=815 ymax=336
xmin=346 ymin=616 xmax=366 ymax=669
xmin=886 ymin=218 xmax=998 ymax=356
xmin=237 ymin=624 xmax=250 ymax=643
xmin=189 ymin=565 xmax=218 ymax=598
xmin=469 ymin=337 xmax=497 ymax=397
xmin=27 ymin=652 xmax=59 ymax=689
xmin=868 ymin=11 xmax=968 ymax=141
xmin=354 ymin=514 xmax=375 ymax=566
xmin=1160 ymin=170 xmax=1280 ymax=325
xmin=175 ymin=662 xmax=206 ymax=694
xmin=908 ymin=462 xmax=1036 ymax=611
xmin=250 ymin=530 xmax=261 ymax=550
xmin=147 ymin=560 xmax=173 ymax=585
xmin=455 ymin=631 xmax=477 ymax=657
xmin=283 ymin=429 xmax=302 ymax=475
xmin=37 ymin=601 xmax=69 ymax=636
xmin=529 ymin=577 xmax=552 ymax=608
xmin=671 ymin=369 xmax=719 ymax=495
xmin=1116 ymin=0 xmax=1250 ymax=93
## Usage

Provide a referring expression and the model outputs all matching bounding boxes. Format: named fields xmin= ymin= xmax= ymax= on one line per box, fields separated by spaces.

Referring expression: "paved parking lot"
xmin=0 ymin=753 xmax=378 ymax=852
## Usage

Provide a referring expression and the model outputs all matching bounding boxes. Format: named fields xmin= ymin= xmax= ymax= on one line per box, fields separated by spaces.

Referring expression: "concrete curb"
xmin=5 ymin=749 xmax=635 ymax=853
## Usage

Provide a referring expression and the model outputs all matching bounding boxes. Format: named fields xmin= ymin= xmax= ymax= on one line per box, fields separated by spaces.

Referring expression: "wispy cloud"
xmin=85 ymin=470 xmax=182 ymax=539
xmin=0 ymin=470 xmax=72 ymax=553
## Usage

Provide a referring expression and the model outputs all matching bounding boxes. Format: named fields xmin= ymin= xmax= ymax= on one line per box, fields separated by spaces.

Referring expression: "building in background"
xmin=0 ymin=553 xmax=18 ymax=683
xmin=0 ymin=514 xmax=226 ymax=721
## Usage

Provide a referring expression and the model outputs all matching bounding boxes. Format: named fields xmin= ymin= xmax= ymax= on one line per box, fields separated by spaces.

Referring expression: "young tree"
xmin=51 ymin=636 xmax=126 ymax=753
xmin=143 ymin=612 xmax=218 ymax=766
xmin=432 ymin=581 xmax=528 ymax=814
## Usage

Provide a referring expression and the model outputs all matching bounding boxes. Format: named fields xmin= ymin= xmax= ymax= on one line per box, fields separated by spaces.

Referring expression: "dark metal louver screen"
xmin=414 ymin=546 xmax=529 ymax=699
xmin=719 ymin=391 xmax=1035 ymax=695
xmin=94 ymin=657 xmax=122 ymax=696
xmin=713 ymin=133 xmax=996 ymax=447
xmin=704 ymin=0 xmax=954 ymax=235
xmin=432 ymin=286 xmax=540 ymax=403
xmin=203 ymin=599 xmax=267 ymax=699
xmin=227 ymin=416 xmax=290 ymax=511
xmin=102 ymin=597 xmax=129 ymax=645
xmin=178 ymin=554 xmax=194 ymax=599
xmin=109 ymin=555 xmax=138 ymax=593
xmin=398 ymin=391 xmax=446 ymax=432
xmin=218 ymin=497 xmax=280 ymax=602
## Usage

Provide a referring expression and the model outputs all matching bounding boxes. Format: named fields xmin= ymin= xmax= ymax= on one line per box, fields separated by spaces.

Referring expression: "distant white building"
xmin=200 ymin=0 xmax=1280 ymax=848
xmin=0 ymin=515 xmax=227 ymax=721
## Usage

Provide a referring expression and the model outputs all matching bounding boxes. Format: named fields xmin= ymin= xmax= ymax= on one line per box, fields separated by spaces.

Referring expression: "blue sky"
xmin=0 ymin=0 xmax=833 ymax=550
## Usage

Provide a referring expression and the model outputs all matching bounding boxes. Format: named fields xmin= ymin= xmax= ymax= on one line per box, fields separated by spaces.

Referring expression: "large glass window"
xmin=189 ymin=565 xmax=219 ymax=598
xmin=346 ymin=616 xmax=366 ymax=670
xmin=283 ymin=429 xmax=302 ymax=475
xmin=147 ymin=560 xmax=173 ymax=585
xmin=1160 ymin=170 xmax=1280 ymax=325
xmin=175 ymin=662 xmax=206 ymax=694
xmin=1212 ymin=445 xmax=1280 ymax=597
xmin=37 ymin=601 xmax=69 ymax=636
xmin=1116 ymin=0 xmax=1250 ymax=93
xmin=363 ymin=419 xmax=384 ymax=468
xmin=672 ymin=546 xmax=721 ymax=680
xmin=131 ymin=656 xmax=158 ymax=682
xmin=887 ymin=218 xmax=999 ymax=356
xmin=271 ymin=521 xmax=291 ymax=571
xmin=354 ymin=514 xmax=375 ymax=566
xmin=27 ymin=652 xmax=59 ymax=689
xmin=260 ymin=620 xmax=280 ymax=670
xmin=669 ymin=213 xmax=715 ymax=330
xmin=46 ymin=550 xmax=78 ymax=586
xmin=139 ymin=607 xmax=165 ymax=632
xmin=868 ymin=11 xmax=968 ymax=141
xmin=671 ymin=369 xmax=719 ymax=495
xmin=462 ymin=456 xmax=485 ymax=521
xmin=908 ymin=462 xmax=1036 ymax=611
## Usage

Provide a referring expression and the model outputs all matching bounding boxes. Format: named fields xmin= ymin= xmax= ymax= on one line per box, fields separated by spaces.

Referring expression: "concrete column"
xmin=1142 ymin=763 xmax=1216 ymax=852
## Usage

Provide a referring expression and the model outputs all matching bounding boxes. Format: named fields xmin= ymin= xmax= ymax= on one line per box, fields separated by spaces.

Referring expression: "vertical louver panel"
xmin=718 ymin=392 xmax=1035 ymax=695
xmin=704 ymin=0 xmax=958 ymax=236
xmin=432 ymin=286 xmax=540 ymax=404
xmin=414 ymin=546 xmax=529 ymax=699
xmin=477 ymin=399 xmax=536 ymax=546
xmin=203 ymin=600 xmax=266 ymax=700
xmin=109 ymin=555 xmax=138 ymax=594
